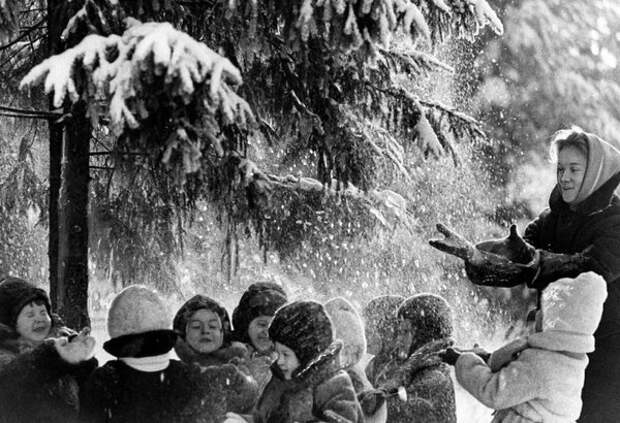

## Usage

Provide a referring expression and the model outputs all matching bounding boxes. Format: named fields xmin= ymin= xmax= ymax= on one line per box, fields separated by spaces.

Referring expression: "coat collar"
xmin=550 ymin=171 xmax=620 ymax=216
xmin=174 ymin=338 xmax=247 ymax=366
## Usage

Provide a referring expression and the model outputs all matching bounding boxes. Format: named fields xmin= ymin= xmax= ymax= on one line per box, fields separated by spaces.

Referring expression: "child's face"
xmin=185 ymin=309 xmax=224 ymax=354
xmin=16 ymin=302 xmax=51 ymax=344
xmin=275 ymin=341 xmax=300 ymax=380
xmin=395 ymin=318 xmax=414 ymax=360
xmin=248 ymin=315 xmax=273 ymax=353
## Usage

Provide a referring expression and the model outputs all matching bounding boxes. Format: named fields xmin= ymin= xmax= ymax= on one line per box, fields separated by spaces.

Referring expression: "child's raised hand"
xmin=53 ymin=327 xmax=96 ymax=364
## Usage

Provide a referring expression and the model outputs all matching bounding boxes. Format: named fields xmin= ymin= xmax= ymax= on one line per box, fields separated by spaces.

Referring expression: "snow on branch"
xmin=21 ymin=20 xmax=254 ymax=182
xmin=377 ymin=46 xmax=454 ymax=76
xmin=364 ymin=84 xmax=488 ymax=164
xmin=233 ymin=153 xmax=411 ymax=229
xmin=339 ymin=106 xmax=412 ymax=181
xmin=278 ymin=0 xmax=504 ymax=53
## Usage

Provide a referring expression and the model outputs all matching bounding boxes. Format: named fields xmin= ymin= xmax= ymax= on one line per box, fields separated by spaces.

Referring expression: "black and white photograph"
xmin=0 ymin=0 xmax=618 ymax=421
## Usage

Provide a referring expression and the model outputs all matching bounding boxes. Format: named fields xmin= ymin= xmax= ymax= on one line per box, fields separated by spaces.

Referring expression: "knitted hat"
xmin=533 ymin=271 xmax=607 ymax=352
xmin=398 ymin=293 xmax=453 ymax=351
xmin=269 ymin=300 xmax=333 ymax=367
xmin=104 ymin=285 xmax=176 ymax=357
xmin=324 ymin=297 xmax=366 ymax=367
xmin=232 ymin=282 xmax=287 ymax=344
xmin=0 ymin=277 xmax=51 ymax=329
xmin=174 ymin=295 xmax=232 ymax=344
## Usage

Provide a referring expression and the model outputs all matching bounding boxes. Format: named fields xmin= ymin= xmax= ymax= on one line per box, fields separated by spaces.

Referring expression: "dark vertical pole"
xmin=57 ymin=100 xmax=91 ymax=329
xmin=47 ymin=0 xmax=64 ymax=309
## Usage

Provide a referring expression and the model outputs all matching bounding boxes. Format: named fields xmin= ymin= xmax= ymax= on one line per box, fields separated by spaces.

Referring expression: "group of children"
xmin=0 ymin=271 xmax=608 ymax=422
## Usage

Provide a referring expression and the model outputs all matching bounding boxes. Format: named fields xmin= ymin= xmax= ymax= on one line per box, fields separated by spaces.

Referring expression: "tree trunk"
xmin=46 ymin=0 xmax=67 ymax=312
xmin=48 ymin=121 xmax=62 ymax=308
xmin=57 ymin=100 xmax=91 ymax=329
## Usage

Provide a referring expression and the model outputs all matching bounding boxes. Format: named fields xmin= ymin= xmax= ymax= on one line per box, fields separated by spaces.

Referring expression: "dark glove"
xmin=438 ymin=348 xmax=461 ymax=366
xmin=358 ymin=389 xmax=388 ymax=415
xmin=528 ymin=248 xmax=592 ymax=290
xmin=430 ymin=223 xmax=539 ymax=288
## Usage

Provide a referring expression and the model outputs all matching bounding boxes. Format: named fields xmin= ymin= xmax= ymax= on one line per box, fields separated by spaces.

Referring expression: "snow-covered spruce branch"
xmin=233 ymin=154 xmax=410 ymax=228
xmin=287 ymin=0 xmax=502 ymax=52
xmin=339 ymin=106 xmax=412 ymax=181
xmin=363 ymin=83 xmax=448 ymax=159
xmin=22 ymin=20 xmax=252 ymax=130
xmin=418 ymin=98 xmax=486 ymax=138
xmin=21 ymin=20 xmax=254 ymax=179
xmin=377 ymin=47 xmax=454 ymax=76
xmin=369 ymin=84 xmax=487 ymax=152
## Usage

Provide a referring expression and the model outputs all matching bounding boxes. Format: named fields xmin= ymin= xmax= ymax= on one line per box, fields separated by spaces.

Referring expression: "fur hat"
xmin=174 ymin=295 xmax=232 ymax=344
xmin=104 ymin=285 xmax=176 ymax=357
xmin=398 ymin=293 xmax=453 ymax=351
xmin=0 ymin=277 xmax=51 ymax=329
xmin=232 ymin=282 xmax=287 ymax=344
xmin=269 ymin=300 xmax=333 ymax=367
xmin=324 ymin=297 xmax=366 ymax=367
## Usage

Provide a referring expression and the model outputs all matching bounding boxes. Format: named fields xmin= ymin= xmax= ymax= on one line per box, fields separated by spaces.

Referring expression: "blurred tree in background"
xmin=468 ymin=0 xmax=620 ymax=216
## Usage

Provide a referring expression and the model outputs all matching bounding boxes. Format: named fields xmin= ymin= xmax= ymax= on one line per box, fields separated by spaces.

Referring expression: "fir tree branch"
xmin=378 ymin=47 xmax=454 ymax=75
xmin=419 ymin=99 xmax=486 ymax=138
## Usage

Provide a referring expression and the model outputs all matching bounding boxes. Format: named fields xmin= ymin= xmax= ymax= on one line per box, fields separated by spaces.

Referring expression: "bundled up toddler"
xmin=362 ymin=294 xmax=457 ymax=423
xmin=363 ymin=294 xmax=405 ymax=385
xmin=232 ymin=282 xmax=288 ymax=391
xmin=0 ymin=277 xmax=97 ymax=423
xmin=324 ymin=297 xmax=372 ymax=393
xmin=226 ymin=300 xmax=364 ymax=423
xmin=445 ymin=272 xmax=607 ymax=423
xmin=174 ymin=294 xmax=247 ymax=367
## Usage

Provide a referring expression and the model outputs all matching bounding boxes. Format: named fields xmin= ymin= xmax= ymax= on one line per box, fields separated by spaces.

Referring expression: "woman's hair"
xmin=549 ymin=127 xmax=589 ymax=163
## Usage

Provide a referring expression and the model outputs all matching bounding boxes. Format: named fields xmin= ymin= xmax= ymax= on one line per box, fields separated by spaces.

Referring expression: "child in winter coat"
xmin=325 ymin=297 xmax=372 ymax=393
xmin=362 ymin=295 xmax=405 ymax=385
xmin=232 ymin=282 xmax=288 ymax=391
xmin=225 ymin=300 xmax=364 ymax=423
xmin=362 ymin=293 xmax=457 ymax=423
xmin=0 ymin=276 xmax=97 ymax=423
xmin=80 ymin=285 xmax=258 ymax=423
xmin=174 ymin=294 xmax=248 ymax=367
xmin=326 ymin=297 xmax=388 ymax=423
xmin=444 ymin=272 xmax=607 ymax=423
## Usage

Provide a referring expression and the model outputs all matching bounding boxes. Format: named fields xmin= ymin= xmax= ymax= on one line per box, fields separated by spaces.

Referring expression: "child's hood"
xmin=529 ymin=271 xmax=607 ymax=353
xmin=362 ymin=295 xmax=404 ymax=354
xmin=324 ymin=297 xmax=366 ymax=368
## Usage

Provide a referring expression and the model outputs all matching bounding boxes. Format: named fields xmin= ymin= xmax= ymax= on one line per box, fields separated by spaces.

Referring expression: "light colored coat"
xmin=455 ymin=272 xmax=607 ymax=423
